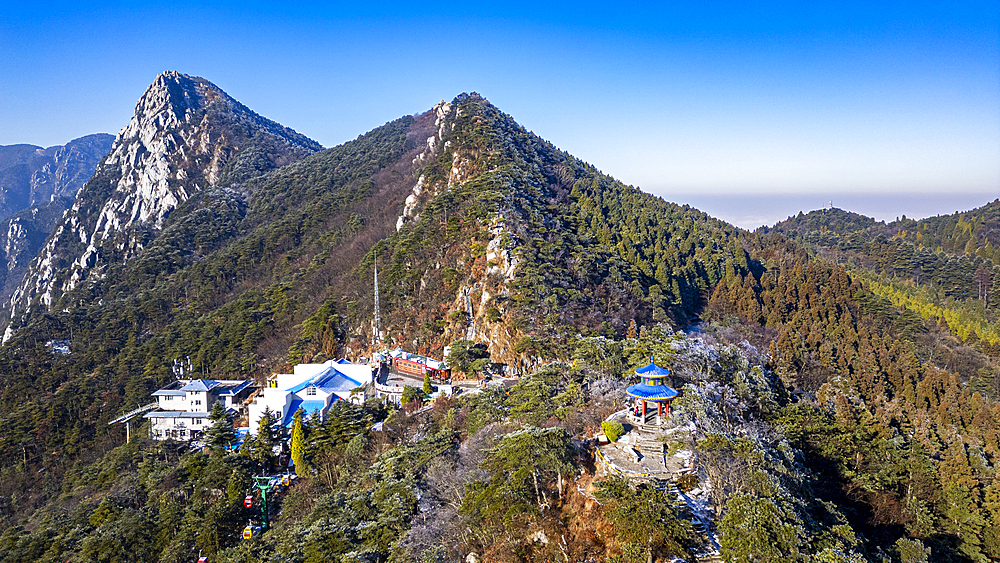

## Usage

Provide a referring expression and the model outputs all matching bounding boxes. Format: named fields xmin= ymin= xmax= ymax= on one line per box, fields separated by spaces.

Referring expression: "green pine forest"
xmin=1 ymin=90 xmax=1000 ymax=562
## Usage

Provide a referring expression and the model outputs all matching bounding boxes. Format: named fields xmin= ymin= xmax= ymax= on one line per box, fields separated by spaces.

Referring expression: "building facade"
xmin=145 ymin=379 xmax=253 ymax=441
xmin=247 ymin=359 xmax=373 ymax=434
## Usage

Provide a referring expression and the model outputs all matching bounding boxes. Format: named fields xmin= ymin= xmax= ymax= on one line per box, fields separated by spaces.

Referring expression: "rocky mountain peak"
xmin=3 ymin=72 xmax=322 ymax=339
xmin=124 ymin=71 xmax=207 ymax=148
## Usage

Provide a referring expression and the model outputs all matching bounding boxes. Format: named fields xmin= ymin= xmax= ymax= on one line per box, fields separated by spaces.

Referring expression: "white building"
xmin=247 ymin=359 xmax=373 ymax=434
xmin=144 ymin=378 xmax=253 ymax=441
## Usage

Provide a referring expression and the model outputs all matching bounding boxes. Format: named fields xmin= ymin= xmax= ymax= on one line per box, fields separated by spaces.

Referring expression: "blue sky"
xmin=2 ymin=2 xmax=997 ymax=227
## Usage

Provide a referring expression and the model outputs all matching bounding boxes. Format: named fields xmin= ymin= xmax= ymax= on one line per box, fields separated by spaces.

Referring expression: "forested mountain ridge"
xmin=767 ymin=203 xmax=1000 ymax=386
xmin=769 ymin=201 xmax=1000 ymax=301
xmin=4 ymin=71 xmax=322 ymax=337
xmin=365 ymin=93 xmax=753 ymax=369
xmin=772 ymin=200 xmax=1000 ymax=262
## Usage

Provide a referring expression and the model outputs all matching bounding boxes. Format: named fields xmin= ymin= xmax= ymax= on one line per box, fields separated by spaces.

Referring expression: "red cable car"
xmin=197 ymin=557 xmax=208 ymax=563
xmin=244 ymin=495 xmax=253 ymax=508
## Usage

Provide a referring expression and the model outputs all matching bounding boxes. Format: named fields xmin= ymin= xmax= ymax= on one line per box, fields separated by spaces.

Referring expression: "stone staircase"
xmin=633 ymin=435 xmax=666 ymax=470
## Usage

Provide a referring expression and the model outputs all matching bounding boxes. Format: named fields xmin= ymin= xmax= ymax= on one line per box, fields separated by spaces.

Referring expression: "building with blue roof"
xmin=248 ymin=359 xmax=373 ymax=434
xmin=626 ymin=358 xmax=679 ymax=426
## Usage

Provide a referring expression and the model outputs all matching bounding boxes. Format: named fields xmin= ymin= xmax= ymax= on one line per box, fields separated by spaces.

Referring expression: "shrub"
xmin=401 ymin=385 xmax=424 ymax=405
xmin=601 ymin=420 xmax=625 ymax=442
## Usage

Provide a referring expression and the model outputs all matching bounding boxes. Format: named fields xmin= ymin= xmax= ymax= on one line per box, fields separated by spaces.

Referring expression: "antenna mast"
xmin=373 ymin=250 xmax=382 ymax=348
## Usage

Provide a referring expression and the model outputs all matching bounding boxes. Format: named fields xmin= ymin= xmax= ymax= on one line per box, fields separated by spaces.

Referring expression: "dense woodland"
xmin=0 ymin=86 xmax=999 ymax=562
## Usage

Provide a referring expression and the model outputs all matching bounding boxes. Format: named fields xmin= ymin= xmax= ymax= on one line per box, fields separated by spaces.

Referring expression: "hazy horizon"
xmin=670 ymin=191 xmax=998 ymax=231
xmin=2 ymin=133 xmax=992 ymax=233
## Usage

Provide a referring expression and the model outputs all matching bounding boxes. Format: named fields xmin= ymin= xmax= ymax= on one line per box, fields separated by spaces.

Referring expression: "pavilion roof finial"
xmin=636 ymin=357 xmax=671 ymax=378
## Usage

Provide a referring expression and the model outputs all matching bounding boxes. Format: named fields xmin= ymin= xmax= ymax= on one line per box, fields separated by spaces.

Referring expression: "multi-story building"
xmin=145 ymin=378 xmax=253 ymax=441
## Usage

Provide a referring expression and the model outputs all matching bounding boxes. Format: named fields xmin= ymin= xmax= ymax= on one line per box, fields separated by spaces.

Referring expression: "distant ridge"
xmin=0 ymin=133 xmax=113 ymax=220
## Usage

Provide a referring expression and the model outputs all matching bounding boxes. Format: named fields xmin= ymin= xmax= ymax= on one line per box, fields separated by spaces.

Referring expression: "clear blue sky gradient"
xmin=2 ymin=1 xmax=998 ymax=227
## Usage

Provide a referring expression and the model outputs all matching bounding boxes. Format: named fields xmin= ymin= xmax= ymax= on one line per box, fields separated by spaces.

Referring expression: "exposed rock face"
xmin=4 ymin=71 xmax=321 ymax=339
xmin=0 ymin=198 xmax=75 ymax=316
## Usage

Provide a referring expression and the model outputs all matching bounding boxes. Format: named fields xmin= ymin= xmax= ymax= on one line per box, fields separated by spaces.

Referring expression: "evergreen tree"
xmin=205 ymin=401 xmax=237 ymax=454
xmin=290 ymin=408 xmax=306 ymax=474
xmin=718 ymin=493 xmax=804 ymax=563
xmin=596 ymin=475 xmax=693 ymax=563
xmin=401 ymin=385 xmax=424 ymax=405
xmin=251 ymin=408 xmax=277 ymax=467
xmin=422 ymin=373 xmax=432 ymax=395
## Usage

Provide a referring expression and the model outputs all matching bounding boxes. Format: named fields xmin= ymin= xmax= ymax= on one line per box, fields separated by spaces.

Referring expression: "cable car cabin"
xmin=243 ymin=526 xmax=254 ymax=540
xmin=281 ymin=475 xmax=290 ymax=486
xmin=197 ymin=558 xmax=208 ymax=563
xmin=244 ymin=495 xmax=253 ymax=508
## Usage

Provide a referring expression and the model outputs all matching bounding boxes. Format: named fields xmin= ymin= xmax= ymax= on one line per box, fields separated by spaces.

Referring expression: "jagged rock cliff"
xmin=4 ymin=71 xmax=321 ymax=339
xmin=0 ymin=198 xmax=76 ymax=314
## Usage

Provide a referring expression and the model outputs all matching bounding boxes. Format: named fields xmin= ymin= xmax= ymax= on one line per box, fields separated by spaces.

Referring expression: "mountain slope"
xmin=0 ymin=135 xmax=114 ymax=317
xmin=0 ymin=86 xmax=759 ymax=474
xmin=0 ymin=88 xmax=766 ymax=552
xmin=4 ymin=71 xmax=322 ymax=335
xmin=768 ymin=203 xmax=1000 ymax=355
xmin=343 ymin=93 xmax=752 ymax=368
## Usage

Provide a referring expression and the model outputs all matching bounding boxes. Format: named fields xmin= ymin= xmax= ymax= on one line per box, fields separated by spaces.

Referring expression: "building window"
xmin=164 ymin=395 xmax=173 ymax=400
xmin=194 ymin=419 xmax=202 ymax=425
xmin=307 ymin=386 xmax=317 ymax=396
xmin=194 ymin=399 xmax=202 ymax=406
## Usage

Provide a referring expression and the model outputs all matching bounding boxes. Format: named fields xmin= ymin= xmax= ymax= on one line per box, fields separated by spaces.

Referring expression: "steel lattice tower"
xmin=373 ymin=250 xmax=382 ymax=347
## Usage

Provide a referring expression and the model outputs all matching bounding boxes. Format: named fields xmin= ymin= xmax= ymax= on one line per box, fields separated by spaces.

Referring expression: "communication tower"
xmin=373 ymin=250 xmax=382 ymax=347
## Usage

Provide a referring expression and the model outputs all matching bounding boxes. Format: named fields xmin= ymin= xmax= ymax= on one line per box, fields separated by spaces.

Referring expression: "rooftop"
xmin=144 ymin=411 xmax=211 ymax=419
xmin=281 ymin=399 xmax=327 ymax=427
xmin=635 ymin=358 xmax=671 ymax=378
xmin=384 ymin=347 xmax=447 ymax=369
xmin=152 ymin=378 xmax=252 ymax=395
xmin=626 ymin=382 xmax=679 ymax=401
xmin=287 ymin=366 xmax=363 ymax=394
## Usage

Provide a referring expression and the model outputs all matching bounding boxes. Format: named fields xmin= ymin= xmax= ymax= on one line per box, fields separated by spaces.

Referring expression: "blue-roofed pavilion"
xmin=626 ymin=357 xmax=678 ymax=425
